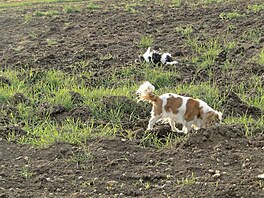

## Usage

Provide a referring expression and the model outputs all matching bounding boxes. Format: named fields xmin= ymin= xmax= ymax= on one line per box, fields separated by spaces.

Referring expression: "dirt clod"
xmin=223 ymin=91 xmax=263 ymax=119
xmin=11 ymin=93 xmax=30 ymax=105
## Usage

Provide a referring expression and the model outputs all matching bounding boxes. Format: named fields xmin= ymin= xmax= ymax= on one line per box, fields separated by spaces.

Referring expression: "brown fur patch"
xmin=152 ymin=97 xmax=163 ymax=116
xmin=141 ymin=93 xmax=157 ymax=102
xmin=204 ymin=111 xmax=220 ymax=127
xmin=165 ymin=95 xmax=183 ymax=114
xmin=184 ymin=98 xmax=202 ymax=121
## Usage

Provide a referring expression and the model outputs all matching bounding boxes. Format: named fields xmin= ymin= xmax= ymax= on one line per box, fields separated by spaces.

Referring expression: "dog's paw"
xmin=146 ymin=127 xmax=154 ymax=131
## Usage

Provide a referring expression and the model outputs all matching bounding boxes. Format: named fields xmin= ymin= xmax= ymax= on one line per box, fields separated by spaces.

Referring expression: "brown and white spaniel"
xmin=136 ymin=81 xmax=223 ymax=134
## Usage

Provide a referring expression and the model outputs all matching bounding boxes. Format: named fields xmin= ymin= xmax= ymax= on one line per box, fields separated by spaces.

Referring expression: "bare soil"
xmin=0 ymin=0 xmax=264 ymax=197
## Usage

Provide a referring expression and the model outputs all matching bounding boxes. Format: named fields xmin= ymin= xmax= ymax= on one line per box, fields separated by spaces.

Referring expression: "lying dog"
xmin=140 ymin=47 xmax=178 ymax=65
xmin=136 ymin=81 xmax=222 ymax=134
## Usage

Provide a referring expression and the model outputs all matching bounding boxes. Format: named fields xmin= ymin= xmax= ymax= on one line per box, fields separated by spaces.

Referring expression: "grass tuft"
xmin=139 ymin=35 xmax=153 ymax=49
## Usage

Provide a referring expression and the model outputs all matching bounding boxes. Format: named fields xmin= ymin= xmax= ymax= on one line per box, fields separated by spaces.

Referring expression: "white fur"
xmin=136 ymin=81 xmax=155 ymax=96
xmin=161 ymin=53 xmax=178 ymax=65
xmin=165 ymin=61 xmax=179 ymax=65
xmin=142 ymin=47 xmax=152 ymax=63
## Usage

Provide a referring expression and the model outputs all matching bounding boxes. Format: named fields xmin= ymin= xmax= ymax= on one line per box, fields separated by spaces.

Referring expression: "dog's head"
xmin=203 ymin=111 xmax=223 ymax=127
xmin=161 ymin=53 xmax=172 ymax=64
xmin=136 ymin=81 xmax=155 ymax=102
xmin=140 ymin=47 xmax=152 ymax=63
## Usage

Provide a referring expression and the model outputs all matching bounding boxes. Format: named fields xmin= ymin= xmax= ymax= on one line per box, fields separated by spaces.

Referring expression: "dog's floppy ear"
xmin=152 ymin=52 xmax=161 ymax=64
xmin=204 ymin=111 xmax=221 ymax=127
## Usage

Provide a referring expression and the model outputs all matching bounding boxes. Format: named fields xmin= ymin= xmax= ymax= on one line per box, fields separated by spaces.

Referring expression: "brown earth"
xmin=0 ymin=125 xmax=263 ymax=198
xmin=0 ymin=0 xmax=264 ymax=197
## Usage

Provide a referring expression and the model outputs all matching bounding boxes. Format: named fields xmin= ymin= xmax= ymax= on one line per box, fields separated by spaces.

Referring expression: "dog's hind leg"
xmin=168 ymin=119 xmax=182 ymax=133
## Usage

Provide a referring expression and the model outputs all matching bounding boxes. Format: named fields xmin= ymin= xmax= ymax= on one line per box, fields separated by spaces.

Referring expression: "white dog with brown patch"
xmin=136 ymin=81 xmax=222 ymax=134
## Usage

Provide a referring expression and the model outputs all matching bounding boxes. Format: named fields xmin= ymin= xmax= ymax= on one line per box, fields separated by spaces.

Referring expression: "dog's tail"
xmin=136 ymin=81 xmax=157 ymax=102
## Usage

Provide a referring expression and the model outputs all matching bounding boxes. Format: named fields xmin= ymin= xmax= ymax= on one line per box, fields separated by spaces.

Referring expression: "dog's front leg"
xmin=181 ymin=121 xmax=191 ymax=134
xmin=147 ymin=115 xmax=161 ymax=130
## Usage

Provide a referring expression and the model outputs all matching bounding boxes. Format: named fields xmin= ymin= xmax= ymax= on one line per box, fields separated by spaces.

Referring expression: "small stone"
xmin=106 ymin=180 xmax=118 ymax=187
xmin=257 ymin=173 xmax=264 ymax=179
xmin=212 ymin=170 xmax=221 ymax=178
xmin=46 ymin=178 xmax=53 ymax=182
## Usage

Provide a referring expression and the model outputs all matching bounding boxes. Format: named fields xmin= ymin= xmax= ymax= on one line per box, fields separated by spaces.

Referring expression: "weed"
xmin=219 ymin=11 xmax=245 ymax=20
xmin=81 ymin=178 xmax=98 ymax=187
xmin=240 ymin=28 xmax=262 ymax=44
xmin=125 ymin=3 xmax=139 ymax=13
xmin=175 ymin=25 xmax=194 ymax=37
xmin=23 ymin=14 xmax=32 ymax=23
xmin=87 ymin=2 xmax=99 ymax=10
xmin=20 ymin=165 xmax=34 ymax=180
xmin=256 ymin=47 xmax=264 ymax=65
xmin=35 ymin=10 xmax=60 ymax=16
xmin=227 ymin=24 xmax=237 ymax=32
xmin=100 ymin=53 xmax=114 ymax=61
xmin=145 ymin=182 xmax=151 ymax=189
xmin=224 ymin=39 xmax=237 ymax=50
xmin=46 ymin=38 xmax=57 ymax=46
xmin=171 ymin=0 xmax=182 ymax=7
xmin=139 ymin=35 xmax=153 ymax=49
xmin=201 ymin=0 xmax=224 ymax=3
xmin=247 ymin=3 xmax=264 ymax=13
xmin=70 ymin=146 xmax=93 ymax=167
xmin=220 ymin=60 xmax=235 ymax=72
xmin=255 ymin=180 xmax=263 ymax=188
xmin=29 ymin=32 xmax=38 ymax=40
xmin=63 ymin=5 xmax=80 ymax=14
xmin=0 ymin=0 xmax=83 ymax=9
xmin=176 ymin=172 xmax=198 ymax=185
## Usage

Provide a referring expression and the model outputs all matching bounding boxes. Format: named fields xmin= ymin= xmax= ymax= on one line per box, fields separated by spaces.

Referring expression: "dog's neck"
xmin=141 ymin=93 xmax=159 ymax=102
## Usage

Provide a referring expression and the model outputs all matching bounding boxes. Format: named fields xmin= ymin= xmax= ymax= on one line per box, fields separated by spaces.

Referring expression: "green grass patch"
xmin=1 ymin=52 xmax=263 ymax=146
xmin=187 ymin=37 xmax=222 ymax=70
xmin=63 ymin=5 xmax=81 ymax=13
xmin=87 ymin=2 xmax=99 ymax=10
xmin=247 ymin=3 xmax=264 ymax=13
xmin=175 ymin=25 xmax=194 ymax=38
xmin=125 ymin=3 xmax=140 ymax=13
xmin=224 ymin=115 xmax=264 ymax=137
xmin=256 ymin=47 xmax=264 ymax=65
xmin=0 ymin=0 xmax=84 ymax=9
xmin=240 ymin=28 xmax=262 ymax=44
xmin=35 ymin=10 xmax=60 ymax=16
xmin=139 ymin=35 xmax=154 ymax=49
xmin=176 ymin=172 xmax=198 ymax=185
xmin=219 ymin=11 xmax=245 ymax=20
